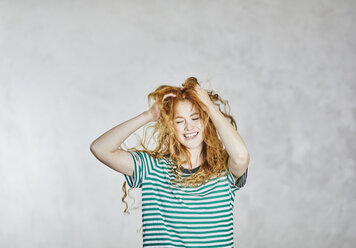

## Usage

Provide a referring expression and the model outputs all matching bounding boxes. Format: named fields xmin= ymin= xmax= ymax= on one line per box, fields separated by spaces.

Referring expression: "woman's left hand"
xmin=194 ymin=84 xmax=214 ymax=111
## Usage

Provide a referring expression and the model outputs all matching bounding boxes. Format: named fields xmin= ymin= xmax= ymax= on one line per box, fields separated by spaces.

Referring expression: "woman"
xmin=90 ymin=77 xmax=250 ymax=247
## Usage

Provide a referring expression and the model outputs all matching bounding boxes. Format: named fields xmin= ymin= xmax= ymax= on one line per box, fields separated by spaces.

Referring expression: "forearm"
xmin=207 ymin=103 xmax=249 ymax=161
xmin=90 ymin=111 xmax=153 ymax=154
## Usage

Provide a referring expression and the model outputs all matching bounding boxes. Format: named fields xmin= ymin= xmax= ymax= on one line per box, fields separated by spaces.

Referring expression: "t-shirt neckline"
xmin=180 ymin=165 xmax=201 ymax=174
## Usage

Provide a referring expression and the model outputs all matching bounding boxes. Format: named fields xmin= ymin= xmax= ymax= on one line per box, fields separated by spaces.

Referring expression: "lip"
xmin=184 ymin=132 xmax=199 ymax=139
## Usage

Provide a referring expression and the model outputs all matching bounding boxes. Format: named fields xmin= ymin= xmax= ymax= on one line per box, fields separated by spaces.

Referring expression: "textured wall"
xmin=1 ymin=0 xmax=355 ymax=247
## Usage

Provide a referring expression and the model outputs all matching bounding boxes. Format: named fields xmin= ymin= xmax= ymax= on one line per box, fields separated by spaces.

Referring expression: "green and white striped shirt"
xmin=124 ymin=151 xmax=248 ymax=248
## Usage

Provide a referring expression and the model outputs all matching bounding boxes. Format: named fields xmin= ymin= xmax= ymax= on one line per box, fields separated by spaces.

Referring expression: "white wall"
xmin=1 ymin=0 xmax=355 ymax=247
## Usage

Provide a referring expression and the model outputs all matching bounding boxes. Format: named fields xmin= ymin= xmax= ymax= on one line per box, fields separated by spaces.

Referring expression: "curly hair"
xmin=121 ymin=76 xmax=238 ymax=216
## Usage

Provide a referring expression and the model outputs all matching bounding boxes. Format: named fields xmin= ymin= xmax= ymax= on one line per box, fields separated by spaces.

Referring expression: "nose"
xmin=184 ymin=120 xmax=193 ymax=131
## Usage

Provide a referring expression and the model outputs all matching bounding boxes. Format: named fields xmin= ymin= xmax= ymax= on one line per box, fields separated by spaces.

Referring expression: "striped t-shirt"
xmin=124 ymin=151 xmax=248 ymax=248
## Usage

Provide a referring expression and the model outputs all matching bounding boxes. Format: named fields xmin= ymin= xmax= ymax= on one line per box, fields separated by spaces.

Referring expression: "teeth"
xmin=184 ymin=132 xmax=198 ymax=138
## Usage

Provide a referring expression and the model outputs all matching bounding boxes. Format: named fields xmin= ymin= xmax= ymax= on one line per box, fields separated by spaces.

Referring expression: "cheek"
xmin=174 ymin=127 xmax=183 ymax=137
xmin=176 ymin=124 xmax=185 ymax=131
xmin=199 ymin=129 xmax=204 ymax=138
xmin=198 ymin=122 xmax=204 ymax=130
xmin=199 ymin=127 xmax=205 ymax=139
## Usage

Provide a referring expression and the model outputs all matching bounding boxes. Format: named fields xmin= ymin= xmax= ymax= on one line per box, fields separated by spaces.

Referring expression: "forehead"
xmin=174 ymin=101 xmax=198 ymax=117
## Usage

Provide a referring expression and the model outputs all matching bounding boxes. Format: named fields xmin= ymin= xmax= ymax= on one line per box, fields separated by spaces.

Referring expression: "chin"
xmin=179 ymin=135 xmax=204 ymax=149
xmin=183 ymin=144 xmax=200 ymax=149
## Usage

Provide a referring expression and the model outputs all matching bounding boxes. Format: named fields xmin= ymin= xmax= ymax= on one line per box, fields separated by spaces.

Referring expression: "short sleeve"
xmin=227 ymin=167 xmax=248 ymax=192
xmin=123 ymin=151 xmax=150 ymax=188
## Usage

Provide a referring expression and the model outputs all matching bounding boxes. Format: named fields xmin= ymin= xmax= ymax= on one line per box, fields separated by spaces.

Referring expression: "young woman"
xmin=90 ymin=77 xmax=250 ymax=247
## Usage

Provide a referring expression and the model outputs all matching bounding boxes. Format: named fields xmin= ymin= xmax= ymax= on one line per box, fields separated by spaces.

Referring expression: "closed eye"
xmin=175 ymin=117 xmax=199 ymax=124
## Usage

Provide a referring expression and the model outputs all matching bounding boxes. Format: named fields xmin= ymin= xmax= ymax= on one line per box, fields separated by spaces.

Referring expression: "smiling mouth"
xmin=184 ymin=132 xmax=198 ymax=140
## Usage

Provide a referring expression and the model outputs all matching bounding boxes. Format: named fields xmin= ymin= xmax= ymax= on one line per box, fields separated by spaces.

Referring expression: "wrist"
xmin=142 ymin=110 xmax=154 ymax=122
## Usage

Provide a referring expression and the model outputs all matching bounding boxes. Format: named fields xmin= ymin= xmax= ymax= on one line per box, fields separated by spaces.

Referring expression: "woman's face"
xmin=173 ymin=100 xmax=204 ymax=150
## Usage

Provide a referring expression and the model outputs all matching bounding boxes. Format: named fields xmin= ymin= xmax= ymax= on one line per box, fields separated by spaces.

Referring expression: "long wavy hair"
xmin=121 ymin=77 xmax=238 ymax=216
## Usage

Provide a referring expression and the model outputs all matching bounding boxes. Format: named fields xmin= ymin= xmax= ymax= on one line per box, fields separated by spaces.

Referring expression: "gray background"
xmin=1 ymin=0 xmax=355 ymax=247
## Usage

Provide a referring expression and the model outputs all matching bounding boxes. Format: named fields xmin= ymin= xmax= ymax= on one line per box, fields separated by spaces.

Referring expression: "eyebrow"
xmin=174 ymin=112 xmax=200 ymax=119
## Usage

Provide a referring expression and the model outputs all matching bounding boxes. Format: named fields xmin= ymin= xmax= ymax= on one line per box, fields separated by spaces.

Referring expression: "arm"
xmin=194 ymin=85 xmax=250 ymax=181
xmin=90 ymin=110 xmax=154 ymax=176
xmin=207 ymin=103 xmax=250 ymax=180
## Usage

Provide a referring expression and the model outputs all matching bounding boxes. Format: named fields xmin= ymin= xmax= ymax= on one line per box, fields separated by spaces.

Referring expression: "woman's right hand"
xmin=147 ymin=93 xmax=176 ymax=122
xmin=147 ymin=102 xmax=161 ymax=121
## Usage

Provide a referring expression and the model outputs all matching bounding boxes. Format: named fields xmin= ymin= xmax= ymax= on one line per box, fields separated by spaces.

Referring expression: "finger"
xmin=162 ymin=93 xmax=176 ymax=101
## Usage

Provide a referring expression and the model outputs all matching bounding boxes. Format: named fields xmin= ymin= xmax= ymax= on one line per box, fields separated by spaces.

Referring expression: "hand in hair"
xmin=194 ymin=84 xmax=214 ymax=111
xmin=162 ymin=93 xmax=176 ymax=101
xmin=148 ymin=93 xmax=176 ymax=121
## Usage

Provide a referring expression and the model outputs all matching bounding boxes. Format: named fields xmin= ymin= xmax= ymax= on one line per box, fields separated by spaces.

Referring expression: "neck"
xmin=181 ymin=146 xmax=203 ymax=169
